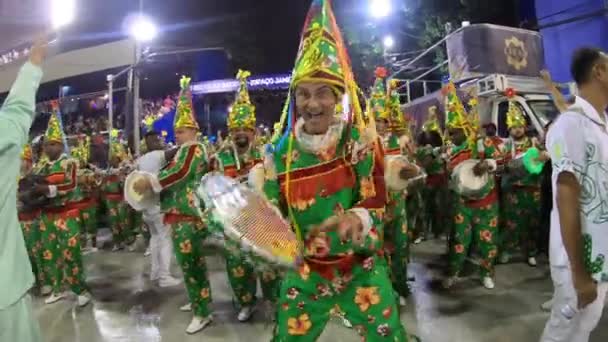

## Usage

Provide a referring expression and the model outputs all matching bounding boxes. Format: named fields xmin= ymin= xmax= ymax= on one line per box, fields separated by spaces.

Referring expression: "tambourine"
xmin=197 ymin=172 xmax=302 ymax=269
xmin=124 ymin=171 xmax=158 ymax=211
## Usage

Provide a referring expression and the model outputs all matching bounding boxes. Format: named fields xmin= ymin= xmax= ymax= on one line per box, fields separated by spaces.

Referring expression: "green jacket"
xmin=260 ymin=123 xmax=386 ymax=258
xmin=0 ymin=62 xmax=43 ymax=308
xmin=152 ymin=142 xmax=208 ymax=218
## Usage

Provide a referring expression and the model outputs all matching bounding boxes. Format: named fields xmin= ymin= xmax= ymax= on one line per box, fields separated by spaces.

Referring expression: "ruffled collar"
xmin=294 ymin=118 xmax=344 ymax=154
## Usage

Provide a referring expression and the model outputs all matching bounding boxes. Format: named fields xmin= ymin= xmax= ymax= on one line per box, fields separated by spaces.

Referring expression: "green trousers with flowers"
xmin=171 ymin=221 xmax=212 ymax=317
xmin=449 ymin=199 xmax=499 ymax=278
xmin=80 ymin=204 xmax=98 ymax=246
xmin=385 ymin=191 xmax=410 ymax=299
xmin=20 ymin=216 xmax=43 ymax=286
xmin=224 ymin=238 xmax=281 ymax=307
xmin=407 ymin=190 xmax=425 ymax=241
xmin=421 ymin=184 xmax=451 ymax=238
xmin=272 ymin=256 xmax=407 ymax=342
xmin=104 ymin=198 xmax=130 ymax=245
xmin=502 ymin=188 xmax=541 ymax=258
xmin=40 ymin=212 xmax=87 ymax=294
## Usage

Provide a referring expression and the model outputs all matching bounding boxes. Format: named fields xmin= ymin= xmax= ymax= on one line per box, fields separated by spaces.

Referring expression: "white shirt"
xmin=547 ymin=96 xmax=608 ymax=282
xmin=136 ymin=150 xmax=166 ymax=215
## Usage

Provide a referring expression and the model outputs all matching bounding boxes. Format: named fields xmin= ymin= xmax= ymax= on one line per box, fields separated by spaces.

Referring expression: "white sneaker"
xmin=144 ymin=247 xmax=151 ymax=257
xmin=77 ymin=292 xmax=92 ymax=307
xmin=186 ymin=315 xmax=213 ymax=334
xmin=341 ymin=316 xmax=353 ymax=328
xmin=180 ymin=303 xmax=192 ymax=312
xmin=399 ymin=296 xmax=407 ymax=307
xmin=442 ymin=276 xmax=457 ymax=289
xmin=158 ymin=276 xmax=182 ymax=288
xmin=541 ymin=298 xmax=554 ymax=312
xmin=528 ymin=257 xmax=537 ymax=267
xmin=482 ymin=276 xmax=495 ymax=289
xmin=45 ymin=292 xmax=67 ymax=304
xmin=111 ymin=244 xmax=123 ymax=252
xmin=128 ymin=243 xmax=138 ymax=252
xmin=414 ymin=237 xmax=423 ymax=244
xmin=40 ymin=285 xmax=52 ymax=296
xmin=237 ymin=306 xmax=256 ymax=322
xmin=499 ymin=254 xmax=510 ymax=264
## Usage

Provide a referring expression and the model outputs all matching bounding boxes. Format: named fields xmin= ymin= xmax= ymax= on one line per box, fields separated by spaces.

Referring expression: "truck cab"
xmin=466 ymin=74 xmax=561 ymax=138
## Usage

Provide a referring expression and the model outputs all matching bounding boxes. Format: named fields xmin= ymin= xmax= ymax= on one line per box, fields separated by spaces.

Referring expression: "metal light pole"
xmin=107 ymin=74 xmax=114 ymax=163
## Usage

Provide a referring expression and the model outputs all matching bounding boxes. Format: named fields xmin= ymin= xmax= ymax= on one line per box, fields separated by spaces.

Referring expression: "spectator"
xmin=0 ymin=38 xmax=46 ymax=342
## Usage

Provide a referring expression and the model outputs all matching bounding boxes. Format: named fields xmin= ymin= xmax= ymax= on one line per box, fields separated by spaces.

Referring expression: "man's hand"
xmin=29 ymin=36 xmax=48 ymax=66
xmin=399 ymin=164 xmax=419 ymax=180
xmin=315 ymin=212 xmax=364 ymax=246
xmin=133 ymin=178 xmax=152 ymax=195
xmin=473 ymin=160 xmax=489 ymax=177
xmin=574 ymin=273 xmax=598 ymax=309
xmin=540 ymin=69 xmax=553 ymax=87
xmin=537 ymin=150 xmax=551 ymax=163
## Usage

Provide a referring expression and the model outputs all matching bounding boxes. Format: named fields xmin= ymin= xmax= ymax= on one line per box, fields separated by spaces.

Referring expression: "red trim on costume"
xmin=426 ymin=173 xmax=448 ymax=187
xmin=384 ymin=147 xmax=401 ymax=156
xmin=70 ymin=198 xmax=97 ymax=210
xmin=105 ymin=193 xmax=124 ymax=201
xmin=465 ymin=188 xmax=498 ymax=208
xmin=159 ymin=145 xmax=197 ymax=189
xmin=449 ymin=150 xmax=473 ymax=170
xmin=55 ymin=163 xmax=77 ymax=193
xmin=278 ymin=157 xmax=356 ymax=204
xmin=18 ymin=210 xmax=40 ymax=221
xmin=105 ymin=175 xmax=121 ymax=183
xmin=163 ymin=213 xmax=200 ymax=225
xmin=356 ymin=142 xmax=388 ymax=209
xmin=224 ymin=159 xmax=262 ymax=179
xmin=305 ymin=254 xmax=365 ymax=281
xmin=43 ymin=207 xmax=80 ymax=219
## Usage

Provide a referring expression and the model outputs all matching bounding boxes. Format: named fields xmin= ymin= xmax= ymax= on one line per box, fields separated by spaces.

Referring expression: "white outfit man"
xmin=540 ymin=96 xmax=608 ymax=342
xmin=136 ymin=150 xmax=181 ymax=287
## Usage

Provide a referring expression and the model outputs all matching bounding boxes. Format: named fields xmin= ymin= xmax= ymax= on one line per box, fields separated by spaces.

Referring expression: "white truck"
xmin=395 ymin=24 xmax=571 ymax=139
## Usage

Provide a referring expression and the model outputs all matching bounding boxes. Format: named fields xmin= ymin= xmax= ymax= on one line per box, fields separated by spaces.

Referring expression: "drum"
xmin=450 ymin=159 xmax=490 ymax=199
xmin=197 ymin=173 xmax=302 ymax=269
xmin=124 ymin=171 xmax=158 ymax=211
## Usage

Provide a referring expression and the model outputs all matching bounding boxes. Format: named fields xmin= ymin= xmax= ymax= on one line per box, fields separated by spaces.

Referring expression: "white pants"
xmin=540 ymin=265 xmax=608 ymax=342
xmin=143 ymin=209 xmax=173 ymax=281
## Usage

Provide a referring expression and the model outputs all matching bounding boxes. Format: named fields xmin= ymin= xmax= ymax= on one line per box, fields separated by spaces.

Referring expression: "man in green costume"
xmin=500 ymin=92 xmax=549 ymax=267
xmin=209 ymin=70 xmax=280 ymax=322
xmin=37 ymin=106 xmax=91 ymax=306
xmin=134 ymin=76 xmax=213 ymax=334
xmin=441 ymin=82 xmax=501 ymax=290
xmin=369 ymin=69 xmax=421 ymax=306
xmin=250 ymin=1 xmax=409 ymax=340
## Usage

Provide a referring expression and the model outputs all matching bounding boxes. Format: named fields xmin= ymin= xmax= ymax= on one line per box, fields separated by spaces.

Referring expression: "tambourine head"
xmin=124 ymin=171 xmax=157 ymax=211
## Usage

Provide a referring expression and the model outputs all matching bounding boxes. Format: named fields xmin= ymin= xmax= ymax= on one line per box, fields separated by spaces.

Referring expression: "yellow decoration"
xmin=228 ymin=70 xmax=256 ymax=130
xmin=174 ymin=76 xmax=199 ymax=130
xmin=506 ymin=100 xmax=527 ymax=129
xmin=45 ymin=111 xmax=64 ymax=144
xmin=21 ymin=144 xmax=33 ymax=161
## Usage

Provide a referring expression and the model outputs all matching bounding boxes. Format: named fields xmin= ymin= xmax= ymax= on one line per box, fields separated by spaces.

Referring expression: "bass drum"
xmin=450 ymin=159 xmax=491 ymax=200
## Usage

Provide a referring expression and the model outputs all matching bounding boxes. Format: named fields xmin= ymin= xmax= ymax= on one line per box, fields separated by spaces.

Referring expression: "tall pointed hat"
xmin=228 ymin=70 xmax=256 ymax=130
xmin=45 ymin=101 xmax=66 ymax=144
xmin=505 ymin=88 xmax=526 ymax=129
xmin=387 ymin=78 xmax=409 ymax=133
xmin=174 ymin=76 xmax=199 ymax=130
xmin=274 ymin=0 xmax=366 ymax=141
xmin=370 ymin=67 xmax=389 ymax=122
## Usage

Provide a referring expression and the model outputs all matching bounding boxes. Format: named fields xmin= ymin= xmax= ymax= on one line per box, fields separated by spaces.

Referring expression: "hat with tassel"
xmin=505 ymin=88 xmax=526 ymax=129
xmin=370 ymin=67 xmax=389 ymax=122
xmin=174 ymin=76 xmax=199 ymax=130
xmin=45 ymin=101 xmax=65 ymax=144
xmin=228 ymin=70 xmax=256 ymax=130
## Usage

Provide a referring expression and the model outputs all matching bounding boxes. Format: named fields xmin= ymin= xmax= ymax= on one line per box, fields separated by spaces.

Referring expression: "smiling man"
xmin=250 ymin=1 xmax=408 ymax=340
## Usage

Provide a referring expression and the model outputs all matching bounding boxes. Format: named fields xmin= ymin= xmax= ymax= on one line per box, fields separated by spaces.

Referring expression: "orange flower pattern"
xmin=449 ymin=202 xmax=499 ymax=278
xmin=354 ymin=287 xmax=381 ymax=312
xmin=502 ymin=188 xmax=541 ymax=258
xmin=287 ymin=314 xmax=312 ymax=336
